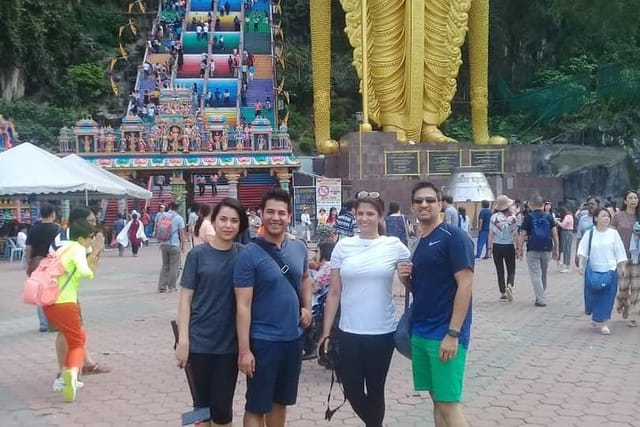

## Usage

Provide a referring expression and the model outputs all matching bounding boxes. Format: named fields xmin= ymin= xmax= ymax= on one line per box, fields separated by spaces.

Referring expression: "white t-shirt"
xmin=577 ymin=228 xmax=627 ymax=272
xmin=331 ymin=235 xmax=410 ymax=334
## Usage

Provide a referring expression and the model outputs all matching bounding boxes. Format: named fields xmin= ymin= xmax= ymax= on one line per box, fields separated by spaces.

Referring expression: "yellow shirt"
xmin=56 ymin=241 xmax=94 ymax=304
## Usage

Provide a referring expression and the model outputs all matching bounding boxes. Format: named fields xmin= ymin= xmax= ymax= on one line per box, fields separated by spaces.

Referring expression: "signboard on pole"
xmin=315 ymin=177 xmax=342 ymax=217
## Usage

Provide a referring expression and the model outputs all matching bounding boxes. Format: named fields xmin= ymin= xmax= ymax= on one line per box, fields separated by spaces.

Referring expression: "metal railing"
xmin=200 ymin=0 xmax=218 ymax=113
xmin=128 ymin=1 xmax=164 ymax=114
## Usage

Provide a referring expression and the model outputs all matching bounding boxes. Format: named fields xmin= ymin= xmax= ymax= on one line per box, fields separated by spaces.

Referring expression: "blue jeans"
xmin=37 ymin=306 xmax=48 ymax=331
xmin=476 ymin=230 xmax=489 ymax=258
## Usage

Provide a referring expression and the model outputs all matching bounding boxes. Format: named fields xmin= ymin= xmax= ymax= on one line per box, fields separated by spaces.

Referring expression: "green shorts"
xmin=411 ymin=335 xmax=467 ymax=402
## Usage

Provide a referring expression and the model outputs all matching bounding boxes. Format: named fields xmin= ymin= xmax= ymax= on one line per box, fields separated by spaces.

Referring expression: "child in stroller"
xmin=303 ymin=241 xmax=335 ymax=360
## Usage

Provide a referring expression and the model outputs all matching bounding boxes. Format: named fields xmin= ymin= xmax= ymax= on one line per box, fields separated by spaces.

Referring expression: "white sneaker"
xmin=600 ymin=325 xmax=611 ymax=335
xmin=505 ymin=285 xmax=514 ymax=302
xmin=53 ymin=376 xmax=84 ymax=392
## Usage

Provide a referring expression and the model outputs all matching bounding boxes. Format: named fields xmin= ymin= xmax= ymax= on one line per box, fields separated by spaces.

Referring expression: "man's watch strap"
xmin=447 ymin=329 xmax=460 ymax=338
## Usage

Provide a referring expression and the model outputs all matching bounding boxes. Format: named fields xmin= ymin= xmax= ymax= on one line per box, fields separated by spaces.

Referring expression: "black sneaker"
xmin=499 ymin=294 xmax=508 ymax=302
xmin=534 ymin=302 xmax=547 ymax=307
xmin=302 ymin=351 xmax=317 ymax=361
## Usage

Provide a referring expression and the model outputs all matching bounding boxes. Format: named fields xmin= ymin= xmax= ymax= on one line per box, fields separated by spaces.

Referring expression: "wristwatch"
xmin=447 ymin=329 xmax=460 ymax=338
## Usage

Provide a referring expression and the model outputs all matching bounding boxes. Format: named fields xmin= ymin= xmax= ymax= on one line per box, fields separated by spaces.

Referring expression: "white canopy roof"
xmin=0 ymin=143 xmax=92 ymax=195
xmin=61 ymin=155 xmax=151 ymax=199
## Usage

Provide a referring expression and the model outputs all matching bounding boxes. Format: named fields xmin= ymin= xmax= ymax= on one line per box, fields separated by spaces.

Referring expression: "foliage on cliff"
xmin=1 ymin=0 xmax=639 ymax=149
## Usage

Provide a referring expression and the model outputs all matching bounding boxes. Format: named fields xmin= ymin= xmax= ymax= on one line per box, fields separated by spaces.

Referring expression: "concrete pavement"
xmin=1 ymin=244 xmax=639 ymax=426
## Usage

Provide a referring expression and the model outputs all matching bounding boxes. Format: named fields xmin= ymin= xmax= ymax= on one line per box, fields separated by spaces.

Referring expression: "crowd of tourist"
xmin=14 ymin=180 xmax=640 ymax=427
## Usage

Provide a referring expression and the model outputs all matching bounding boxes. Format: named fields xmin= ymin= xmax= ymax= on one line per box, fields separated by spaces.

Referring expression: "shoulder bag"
xmin=253 ymin=238 xmax=301 ymax=304
xmin=585 ymin=229 xmax=616 ymax=292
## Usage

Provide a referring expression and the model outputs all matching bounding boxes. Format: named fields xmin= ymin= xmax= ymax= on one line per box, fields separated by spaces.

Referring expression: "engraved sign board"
xmin=470 ymin=149 xmax=504 ymax=174
xmin=427 ymin=150 xmax=461 ymax=175
xmin=384 ymin=151 xmax=420 ymax=176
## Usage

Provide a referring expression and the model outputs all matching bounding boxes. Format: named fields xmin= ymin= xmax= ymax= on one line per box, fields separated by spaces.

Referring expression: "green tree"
xmin=57 ymin=64 xmax=107 ymax=107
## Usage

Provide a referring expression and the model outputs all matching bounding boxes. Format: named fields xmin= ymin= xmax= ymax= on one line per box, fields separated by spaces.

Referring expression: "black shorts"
xmin=246 ymin=338 xmax=303 ymax=414
xmin=189 ymin=353 xmax=239 ymax=424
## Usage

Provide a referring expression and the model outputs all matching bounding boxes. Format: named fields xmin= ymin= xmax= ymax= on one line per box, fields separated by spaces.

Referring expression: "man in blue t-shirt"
xmin=476 ymin=200 xmax=492 ymax=259
xmin=156 ymin=201 xmax=187 ymax=293
xmin=234 ymin=189 xmax=312 ymax=426
xmin=398 ymin=181 xmax=474 ymax=426
xmin=518 ymin=196 xmax=559 ymax=307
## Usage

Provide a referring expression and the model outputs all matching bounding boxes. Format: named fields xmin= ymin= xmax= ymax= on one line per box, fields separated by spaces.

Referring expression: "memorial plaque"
xmin=470 ymin=149 xmax=504 ymax=174
xmin=384 ymin=151 xmax=420 ymax=176
xmin=427 ymin=150 xmax=461 ymax=175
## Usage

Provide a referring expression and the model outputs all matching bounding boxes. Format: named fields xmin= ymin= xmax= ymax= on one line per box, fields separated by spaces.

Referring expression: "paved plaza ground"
xmin=1 ymin=243 xmax=639 ymax=426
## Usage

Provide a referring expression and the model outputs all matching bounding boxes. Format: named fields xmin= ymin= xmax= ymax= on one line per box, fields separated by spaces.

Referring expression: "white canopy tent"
xmin=61 ymin=154 xmax=151 ymax=199
xmin=0 ymin=143 xmax=92 ymax=196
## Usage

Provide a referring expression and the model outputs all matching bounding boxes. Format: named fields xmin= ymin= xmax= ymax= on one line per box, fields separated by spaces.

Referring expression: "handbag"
xmin=394 ymin=290 xmax=413 ymax=359
xmin=584 ymin=229 xmax=616 ymax=292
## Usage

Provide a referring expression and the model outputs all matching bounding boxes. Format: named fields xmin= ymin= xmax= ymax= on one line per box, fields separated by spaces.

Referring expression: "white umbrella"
xmin=0 ymin=143 xmax=94 ymax=196
xmin=61 ymin=154 xmax=152 ymax=199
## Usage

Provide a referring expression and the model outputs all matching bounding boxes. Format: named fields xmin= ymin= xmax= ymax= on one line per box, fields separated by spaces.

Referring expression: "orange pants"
xmin=43 ymin=303 xmax=86 ymax=369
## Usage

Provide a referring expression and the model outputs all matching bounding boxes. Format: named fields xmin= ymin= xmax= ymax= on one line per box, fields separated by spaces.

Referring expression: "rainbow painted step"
xmin=182 ymin=32 xmax=240 ymax=55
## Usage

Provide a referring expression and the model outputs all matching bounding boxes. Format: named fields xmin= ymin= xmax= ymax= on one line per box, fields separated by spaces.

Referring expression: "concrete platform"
xmin=0 ymin=243 xmax=639 ymax=426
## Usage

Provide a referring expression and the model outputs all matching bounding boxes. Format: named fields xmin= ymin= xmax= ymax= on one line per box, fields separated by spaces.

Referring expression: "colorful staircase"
xmin=243 ymin=32 xmax=271 ymax=55
xmin=238 ymin=173 xmax=277 ymax=208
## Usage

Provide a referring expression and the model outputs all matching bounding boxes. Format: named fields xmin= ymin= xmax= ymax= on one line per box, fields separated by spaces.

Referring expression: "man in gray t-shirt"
xmin=442 ymin=195 xmax=458 ymax=226
xmin=574 ymin=196 xmax=599 ymax=266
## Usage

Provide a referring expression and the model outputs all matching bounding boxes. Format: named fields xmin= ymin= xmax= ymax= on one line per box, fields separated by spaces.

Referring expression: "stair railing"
xmin=268 ymin=0 xmax=279 ymax=134
xmin=236 ymin=0 xmax=246 ymax=128
xmin=171 ymin=0 xmax=191 ymax=87
xmin=128 ymin=1 xmax=164 ymax=114
xmin=200 ymin=0 xmax=217 ymax=113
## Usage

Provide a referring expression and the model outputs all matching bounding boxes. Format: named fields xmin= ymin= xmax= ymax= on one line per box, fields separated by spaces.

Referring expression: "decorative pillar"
xmin=61 ymin=200 xmax=70 ymax=227
xmin=118 ymin=198 xmax=127 ymax=216
xmin=274 ymin=168 xmax=291 ymax=192
xmin=170 ymin=170 xmax=187 ymax=218
xmin=225 ymin=169 xmax=243 ymax=200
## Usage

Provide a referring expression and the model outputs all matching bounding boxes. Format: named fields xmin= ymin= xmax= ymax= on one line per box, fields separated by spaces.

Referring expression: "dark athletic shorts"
xmin=245 ymin=337 xmax=303 ymax=414
xmin=189 ymin=353 xmax=239 ymax=425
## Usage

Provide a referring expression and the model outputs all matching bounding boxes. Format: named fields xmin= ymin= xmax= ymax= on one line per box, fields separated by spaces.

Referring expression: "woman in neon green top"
xmin=43 ymin=220 xmax=96 ymax=403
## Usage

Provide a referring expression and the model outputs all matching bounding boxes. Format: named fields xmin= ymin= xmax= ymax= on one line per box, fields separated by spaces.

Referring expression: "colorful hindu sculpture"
xmin=310 ymin=0 xmax=507 ymax=153
xmin=83 ymin=136 xmax=92 ymax=153
xmin=0 ymin=115 xmax=17 ymax=150
xmin=104 ymin=128 xmax=116 ymax=153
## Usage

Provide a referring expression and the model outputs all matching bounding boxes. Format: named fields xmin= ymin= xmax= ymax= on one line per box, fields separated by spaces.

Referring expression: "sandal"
xmin=82 ymin=363 xmax=111 ymax=375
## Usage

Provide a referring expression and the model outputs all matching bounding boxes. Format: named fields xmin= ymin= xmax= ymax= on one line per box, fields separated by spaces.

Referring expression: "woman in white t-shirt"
xmin=577 ymin=208 xmax=627 ymax=335
xmin=193 ymin=203 xmax=215 ymax=246
xmin=320 ymin=191 xmax=410 ymax=427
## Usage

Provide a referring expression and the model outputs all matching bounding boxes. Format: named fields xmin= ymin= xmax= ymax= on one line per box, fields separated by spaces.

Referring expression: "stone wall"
xmin=321 ymin=131 xmax=630 ymax=212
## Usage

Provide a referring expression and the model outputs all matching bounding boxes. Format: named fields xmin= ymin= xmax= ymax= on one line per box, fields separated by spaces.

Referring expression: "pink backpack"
xmin=23 ymin=251 xmax=76 ymax=306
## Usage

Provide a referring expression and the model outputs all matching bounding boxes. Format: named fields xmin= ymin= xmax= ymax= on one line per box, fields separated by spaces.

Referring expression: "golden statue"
xmin=310 ymin=0 xmax=507 ymax=153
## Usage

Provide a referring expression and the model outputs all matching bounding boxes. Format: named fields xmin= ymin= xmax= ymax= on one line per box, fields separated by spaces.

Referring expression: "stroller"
xmin=302 ymin=286 xmax=329 ymax=359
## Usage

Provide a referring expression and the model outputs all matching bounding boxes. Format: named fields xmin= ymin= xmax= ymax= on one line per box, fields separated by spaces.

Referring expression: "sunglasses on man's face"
xmin=413 ymin=196 xmax=439 ymax=204
xmin=356 ymin=191 xmax=381 ymax=199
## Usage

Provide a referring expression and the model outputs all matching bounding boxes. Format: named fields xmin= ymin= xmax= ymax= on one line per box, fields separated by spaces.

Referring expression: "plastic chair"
xmin=7 ymin=238 xmax=24 ymax=263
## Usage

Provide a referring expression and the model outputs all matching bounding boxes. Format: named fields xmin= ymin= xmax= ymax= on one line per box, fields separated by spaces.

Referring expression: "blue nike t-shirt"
xmin=411 ymin=223 xmax=475 ymax=348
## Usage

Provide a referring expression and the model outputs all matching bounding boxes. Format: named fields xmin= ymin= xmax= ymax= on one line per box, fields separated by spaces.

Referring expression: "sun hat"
xmin=494 ymin=195 xmax=514 ymax=212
